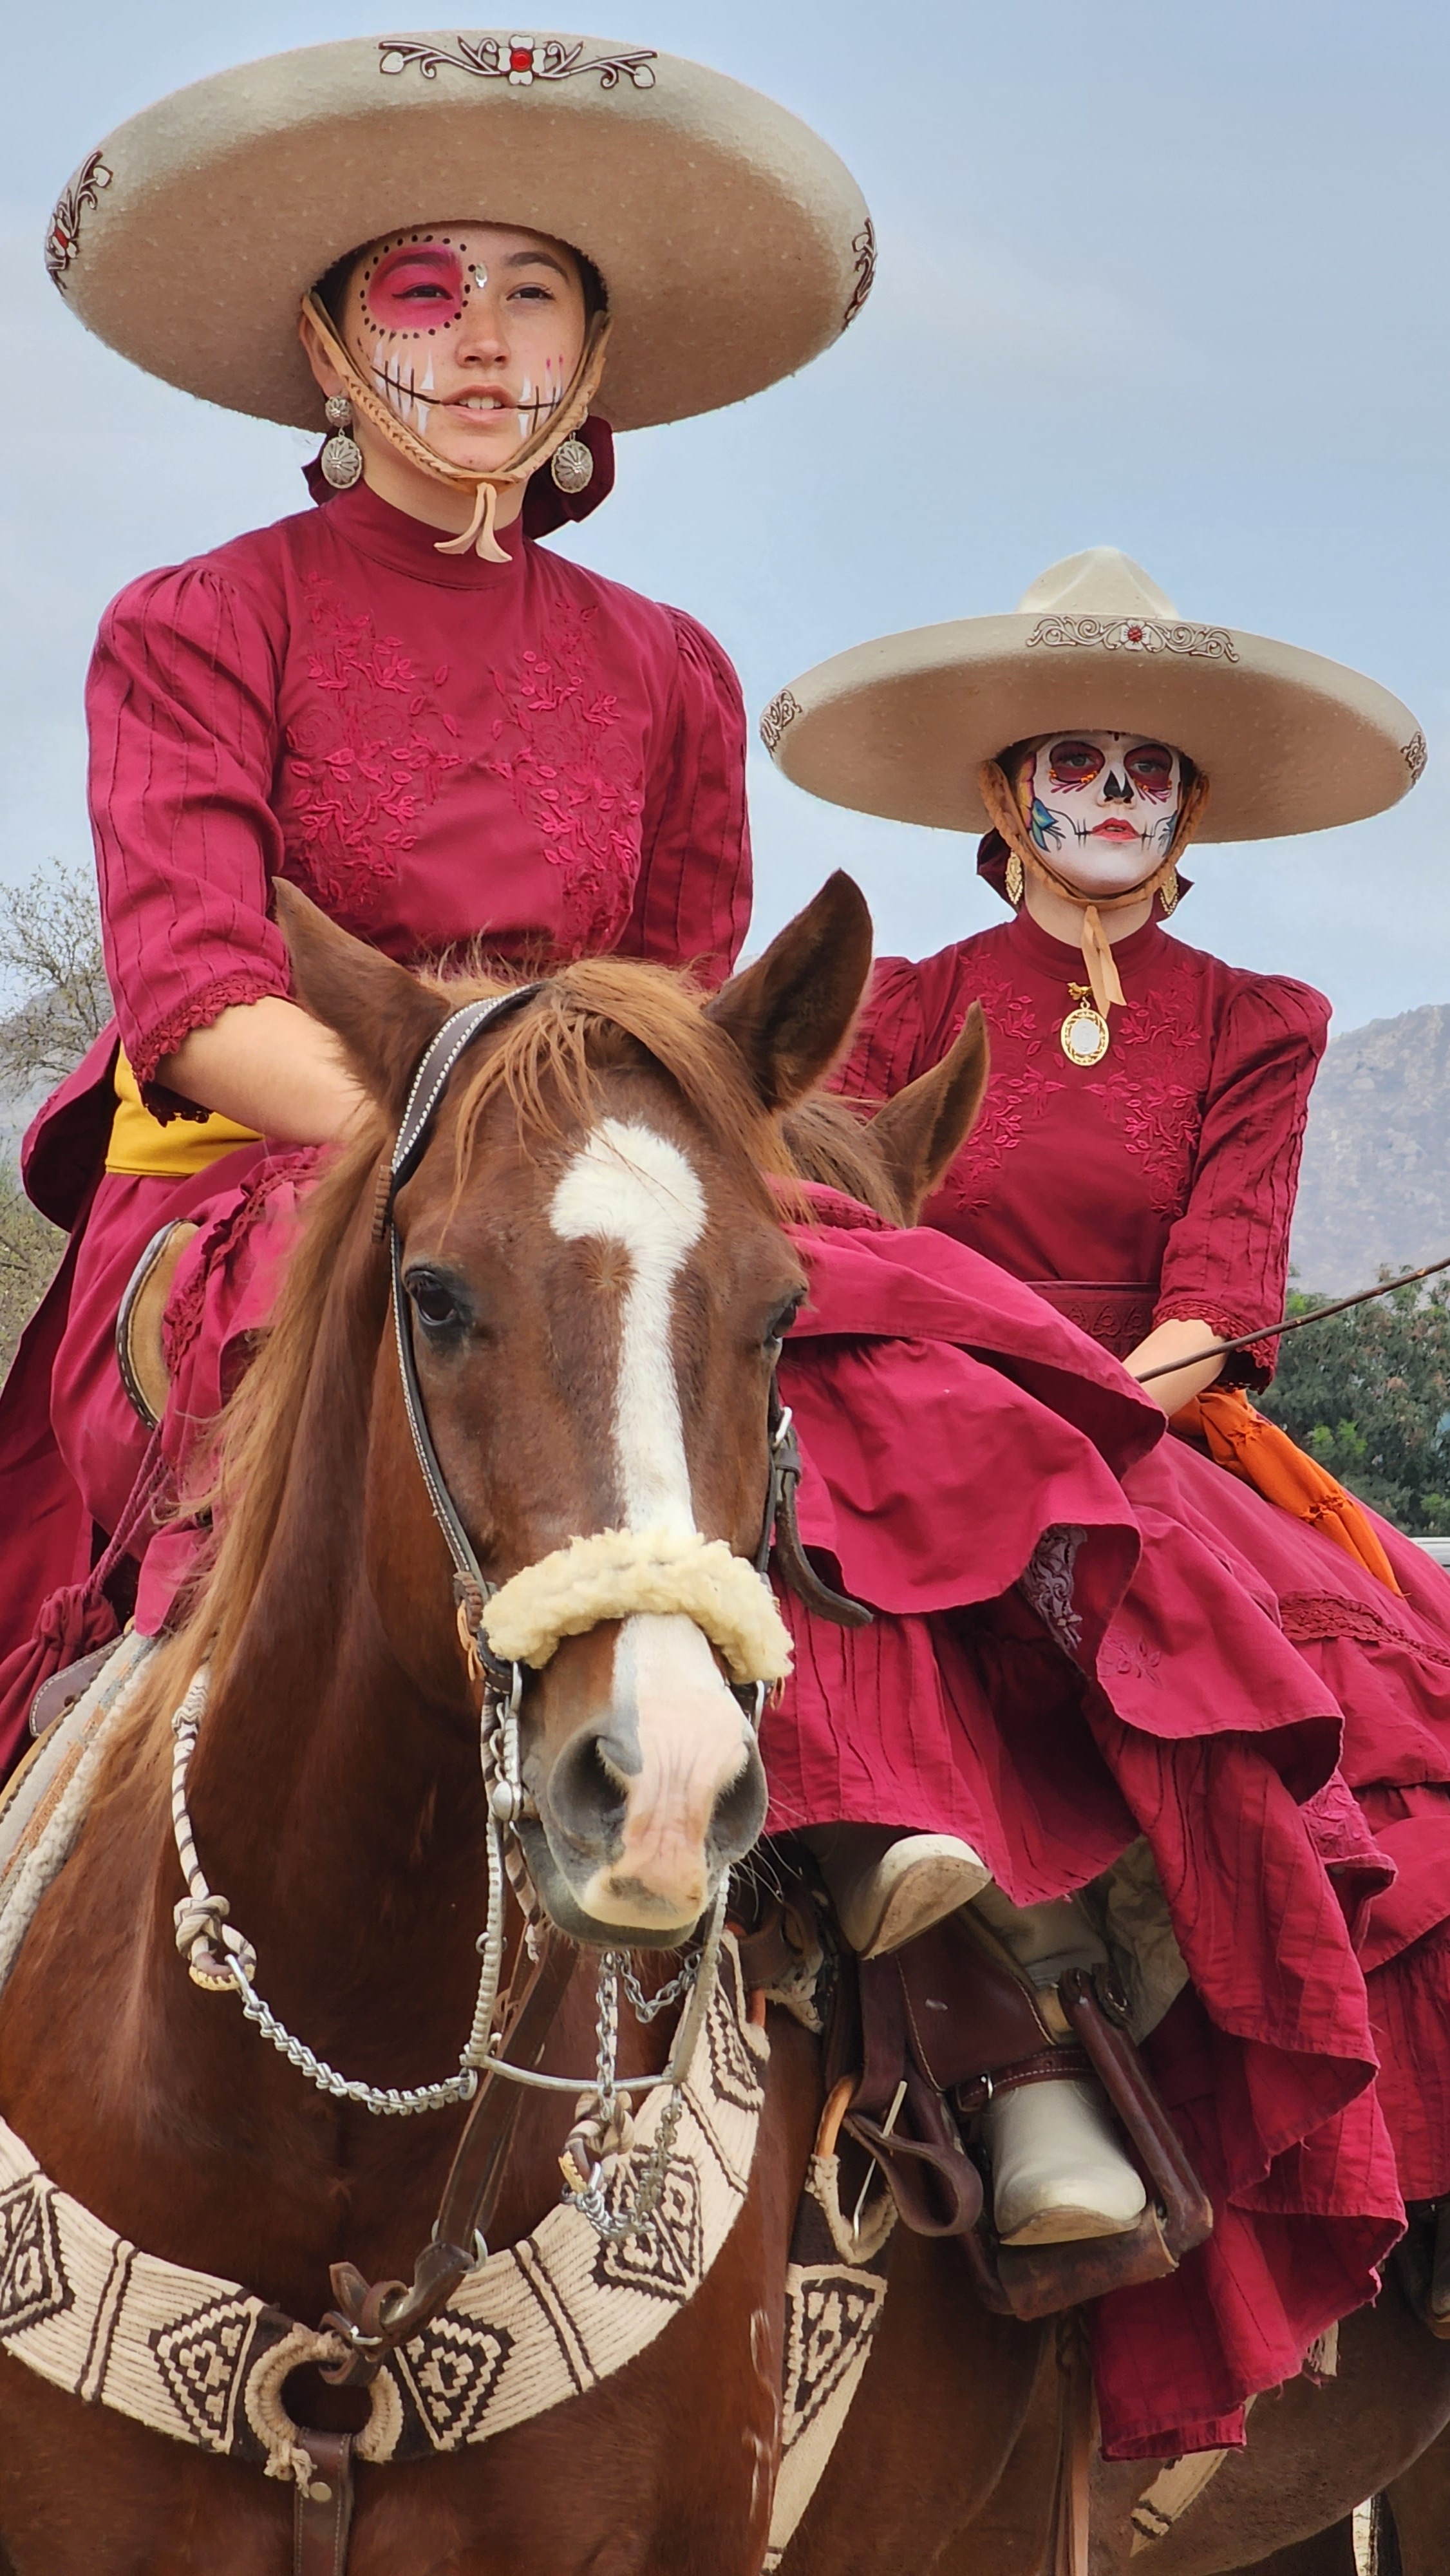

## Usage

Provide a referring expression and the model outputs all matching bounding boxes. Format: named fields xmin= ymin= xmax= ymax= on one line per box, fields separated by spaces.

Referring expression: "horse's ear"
xmin=865 ymin=1003 xmax=990 ymax=1223
xmin=276 ymin=882 xmax=451 ymax=1122
xmin=705 ymin=872 xmax=873 ymax=1111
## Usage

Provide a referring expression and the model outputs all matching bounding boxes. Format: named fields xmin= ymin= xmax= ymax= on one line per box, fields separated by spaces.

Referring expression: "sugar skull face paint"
xmin=362 ymin=240 xmax=473 ymax=334
xmin=336 ymin=219 xmax=590 ymax=466
xmin=1017 ymin=730 xmax=1183 ymax=895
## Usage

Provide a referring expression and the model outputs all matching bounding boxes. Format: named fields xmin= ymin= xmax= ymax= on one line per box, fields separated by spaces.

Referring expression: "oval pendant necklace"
xmin=1060 ymin=983 xmax=1110 ymax=1067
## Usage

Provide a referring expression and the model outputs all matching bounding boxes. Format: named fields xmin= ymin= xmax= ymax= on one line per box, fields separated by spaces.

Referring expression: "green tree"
xmin=1258 ymin=1277 xmax=1450 ymax=1533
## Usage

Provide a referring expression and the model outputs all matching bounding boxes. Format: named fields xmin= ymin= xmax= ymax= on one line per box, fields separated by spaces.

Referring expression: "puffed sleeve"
xmin=832 ymin=944 xmax=975 ymax=1104
xmin=1153 ymin=973 xmax=1330 ymax=1383
xmin=613 ymin=608 xmax=750 ymax=989
xmin=87 ymin=562 xmax=293 ymax=1112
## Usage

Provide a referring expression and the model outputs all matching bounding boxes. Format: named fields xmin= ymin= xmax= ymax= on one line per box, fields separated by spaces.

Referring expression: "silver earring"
xmin=321 ymin=393 xmax=363 ymax=490
xmin=549 ymin=432 xmax=594 ymax=495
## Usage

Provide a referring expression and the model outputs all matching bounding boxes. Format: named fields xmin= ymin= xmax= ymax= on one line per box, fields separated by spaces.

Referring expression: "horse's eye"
xmin=406 ymin=1271 xmax=464 ymax=1332
xmin=764 ymin=1293 xmax=804 ymax=1352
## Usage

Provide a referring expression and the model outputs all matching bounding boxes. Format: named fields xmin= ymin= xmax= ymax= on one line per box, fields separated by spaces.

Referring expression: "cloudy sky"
xmin=3 ymin=0 xmax=1448 ymax=1037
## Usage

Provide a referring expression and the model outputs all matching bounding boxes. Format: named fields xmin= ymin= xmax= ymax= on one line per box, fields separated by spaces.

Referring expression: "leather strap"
xmin=766 ymin=1379 xmax=871 ymax=1629
xmin=321 ymin=1931 xmax=574 ymax=2383
xmin=1058 ymin=1969 xmax=1213 ymax=2260
xmin=292 ymin=2430 xmax=355 ymax=2576
xmin=954 ymin=2046 xmax=1094 ymax=2114
xmin=381 ymin=989 xmax=545 ymax=1226
xmin=29 ymin=1640 xmax=124 ymax=1742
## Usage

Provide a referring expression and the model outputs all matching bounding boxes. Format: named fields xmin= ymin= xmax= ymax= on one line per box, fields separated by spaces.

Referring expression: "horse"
xmin=0 ymin=866 xmax=1444 ymax=2573
xmin=0 ymin=871 xmax=1037 ymax=2575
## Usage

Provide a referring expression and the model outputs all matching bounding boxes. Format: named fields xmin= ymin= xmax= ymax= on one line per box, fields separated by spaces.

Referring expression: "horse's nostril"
xmin=710 ymin=1742 xmax=768 ymax=1868
xmin=547 ymin=1730 xmax=629 ymax=1857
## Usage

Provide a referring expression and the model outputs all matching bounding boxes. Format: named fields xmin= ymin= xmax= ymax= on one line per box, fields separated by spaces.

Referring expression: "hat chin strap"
xmin=301 ymin=294 xmax=612 ymax=563
xmin=977 ymin=760 xmax=1211 ymax=1019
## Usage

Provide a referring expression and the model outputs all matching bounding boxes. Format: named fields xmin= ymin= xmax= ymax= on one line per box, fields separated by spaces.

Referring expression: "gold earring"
xmin=1158 ymin=863 xmax=1180 ymax=916
xmin=1004 ymin=851 xmax=1024 ymax=905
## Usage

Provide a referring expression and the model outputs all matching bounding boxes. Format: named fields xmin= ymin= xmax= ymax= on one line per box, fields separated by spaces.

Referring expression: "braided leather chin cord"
xmin=301 ymin=290 xmax=612 ymax=562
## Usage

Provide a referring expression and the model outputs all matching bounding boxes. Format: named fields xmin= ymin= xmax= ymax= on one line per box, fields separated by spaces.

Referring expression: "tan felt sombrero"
xmin=46 ymin=30 xmax=874 ymax=435
xmin=762 ymin=548 xmax=1426 ymax=841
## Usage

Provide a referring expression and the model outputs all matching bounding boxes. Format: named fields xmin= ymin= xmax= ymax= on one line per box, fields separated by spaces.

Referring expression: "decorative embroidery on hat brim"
xmin=377 ymin=36 xmax=659 ymax=91
xmin=1026 ymin=614 xmax=1239 ymax=663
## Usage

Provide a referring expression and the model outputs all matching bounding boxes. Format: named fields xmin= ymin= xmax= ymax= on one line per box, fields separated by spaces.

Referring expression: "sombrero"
xmin=762 ymin=548 xmax=1426 ymax=841
xmin=45 ymin=30 xmax=875 ymax=435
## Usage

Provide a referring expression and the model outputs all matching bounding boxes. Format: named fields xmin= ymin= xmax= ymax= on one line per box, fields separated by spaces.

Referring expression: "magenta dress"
xmin=0 ymin=480 xmax=751 ymax=1734
xmin=784 ymin=904 xmax=1450 ymax=2404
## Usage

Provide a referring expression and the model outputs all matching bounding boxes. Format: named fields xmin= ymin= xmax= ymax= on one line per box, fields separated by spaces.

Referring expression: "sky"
xmin=3 ymin=0 xmax=1449 ymax=1038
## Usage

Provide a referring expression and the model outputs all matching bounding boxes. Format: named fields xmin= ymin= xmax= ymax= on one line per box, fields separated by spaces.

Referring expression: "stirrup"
xmin=975 ymin=2055 xmax=1148 ymax=2246
xmin=115 ymin=1220 xmax=198 ymax=1428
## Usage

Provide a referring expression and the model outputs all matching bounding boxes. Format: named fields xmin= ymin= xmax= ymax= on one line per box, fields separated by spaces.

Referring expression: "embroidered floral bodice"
xmin=85 ymin=483 xmax=750 ymax=1099
xmin=842 ymin=908 xmax=1330 ymax=1374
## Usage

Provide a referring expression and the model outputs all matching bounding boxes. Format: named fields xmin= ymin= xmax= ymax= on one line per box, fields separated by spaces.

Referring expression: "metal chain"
xmin=167 ymin=1665 xmax=730 ymax=2166
xmin=560 ymin=1888 xmax=728 ymax=2244
xmin=619 ymin=1951 xmax=700 ymax=2023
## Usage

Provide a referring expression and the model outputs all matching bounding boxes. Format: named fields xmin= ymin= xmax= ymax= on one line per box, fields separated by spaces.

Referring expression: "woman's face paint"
xmin=1014 ymin=730 xmax=1183 ymax=895
xmin=339 ymin=218 xmax=589 ymax=468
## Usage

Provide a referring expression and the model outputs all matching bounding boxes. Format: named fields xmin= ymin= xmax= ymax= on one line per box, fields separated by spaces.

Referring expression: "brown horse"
xmin=0 ymin=871 xmax=1444 ymax=2574
xmin=0 ymin=876 xmax=885 ymax=2571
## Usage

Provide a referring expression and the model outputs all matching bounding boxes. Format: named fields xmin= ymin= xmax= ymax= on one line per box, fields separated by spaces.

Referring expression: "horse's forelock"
xmin=438 ymin=958 xmax=791 ymax=1213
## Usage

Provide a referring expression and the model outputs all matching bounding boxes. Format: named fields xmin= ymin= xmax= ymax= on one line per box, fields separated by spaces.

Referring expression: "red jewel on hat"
xmin=510 ymin=46 xmax=534 ymax=69
xmin=1126 ymin=623 xmax=1144 ymax=642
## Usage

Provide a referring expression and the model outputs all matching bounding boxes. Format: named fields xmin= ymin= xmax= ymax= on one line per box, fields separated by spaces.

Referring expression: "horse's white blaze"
xmin=551 ymin=1119 xmax=749 ymax=1924
xmin=551 ymin=1119 xmax=705 ymax=1533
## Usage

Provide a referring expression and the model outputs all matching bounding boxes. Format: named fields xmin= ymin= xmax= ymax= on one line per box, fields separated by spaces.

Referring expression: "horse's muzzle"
xmin=523 ymin=1613 xmax=769 ymax=1947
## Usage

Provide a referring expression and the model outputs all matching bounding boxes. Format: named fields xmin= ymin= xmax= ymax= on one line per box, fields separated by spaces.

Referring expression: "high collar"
xmin=315 ymin=479 xmax=530 ymax=589
xmin=1003 ymin=902 xmax=1169 ymax=986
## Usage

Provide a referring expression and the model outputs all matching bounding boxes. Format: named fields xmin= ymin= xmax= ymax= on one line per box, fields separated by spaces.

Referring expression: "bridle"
xmin=378 ymin=985 xmax=867 ymax=1711
xmin=169 ymin=982 xmax=869 ymax=2381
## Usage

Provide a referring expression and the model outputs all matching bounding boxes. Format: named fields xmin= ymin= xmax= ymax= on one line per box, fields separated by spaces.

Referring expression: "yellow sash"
xmin=104 ymin=1048 xmax=259 ymax=1179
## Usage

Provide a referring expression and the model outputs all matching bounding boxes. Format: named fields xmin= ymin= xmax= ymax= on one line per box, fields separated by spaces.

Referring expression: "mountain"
xmin=1291 ymin=1003 xmax=1450 ymax=1295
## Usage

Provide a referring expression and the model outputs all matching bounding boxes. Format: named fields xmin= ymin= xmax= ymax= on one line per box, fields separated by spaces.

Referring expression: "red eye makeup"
xmin=1124 ymin=743 xmax=1174 ymax=796
xmin=363 ymin=242 xmax=468 ymax=335
xmin=1046 ymin=740 xmax=1106 ymax=789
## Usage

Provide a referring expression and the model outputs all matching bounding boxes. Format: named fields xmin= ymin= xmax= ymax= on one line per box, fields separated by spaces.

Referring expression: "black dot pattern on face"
xmin=358 ymin=229 xmax=478 ymax=341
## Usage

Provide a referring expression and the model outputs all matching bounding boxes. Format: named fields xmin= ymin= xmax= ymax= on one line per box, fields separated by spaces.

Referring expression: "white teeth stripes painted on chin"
xmin=549 ymin=1120 xmax=707 ymax=1535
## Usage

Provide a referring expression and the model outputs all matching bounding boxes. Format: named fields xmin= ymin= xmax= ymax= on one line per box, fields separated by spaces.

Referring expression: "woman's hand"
xmin=1124 ymin=1316 xmax=1227 ymax=1417
xmin=158 ymin=996 xmax=370 ymax=1146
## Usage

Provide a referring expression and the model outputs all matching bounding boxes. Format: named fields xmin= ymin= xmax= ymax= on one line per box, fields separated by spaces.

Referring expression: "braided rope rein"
xmin=169 ymin=1653 xmax=743 ymax=2242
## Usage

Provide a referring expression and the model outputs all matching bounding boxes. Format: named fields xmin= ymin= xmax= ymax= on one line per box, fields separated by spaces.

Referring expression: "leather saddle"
xmin=739 ymin=1866 xmax=1213 ymax=2322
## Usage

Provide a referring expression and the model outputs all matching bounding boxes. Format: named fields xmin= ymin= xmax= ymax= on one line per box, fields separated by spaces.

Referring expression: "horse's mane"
xmin=778 ymin=1094 xmax=904 ymax=1225
xmin=124 ymin=956 xmax=805 ymax=1734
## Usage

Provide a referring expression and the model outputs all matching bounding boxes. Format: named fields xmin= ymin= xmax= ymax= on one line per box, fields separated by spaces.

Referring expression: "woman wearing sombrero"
xmin=766 ymin=545 xmax=1450 ymax=2322
xmin=0 ymin=31 xmax=872 ymax=1728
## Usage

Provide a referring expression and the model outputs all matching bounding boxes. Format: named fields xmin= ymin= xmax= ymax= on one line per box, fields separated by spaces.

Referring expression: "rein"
xmin=1131 ymin=1250 xmax=1450 ymax=1383
xmin=170 ymin=983 xmax=871 ymax=2380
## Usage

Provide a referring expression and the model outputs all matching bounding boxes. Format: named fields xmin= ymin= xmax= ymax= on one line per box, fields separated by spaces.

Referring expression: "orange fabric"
xmin=1172 ymin=1383 xmax=1402 ymax=1595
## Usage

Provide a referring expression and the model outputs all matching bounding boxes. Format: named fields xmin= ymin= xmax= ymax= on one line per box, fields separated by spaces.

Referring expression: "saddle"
xmin=737 ymin=1864 xmax=1213 ymax=2322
